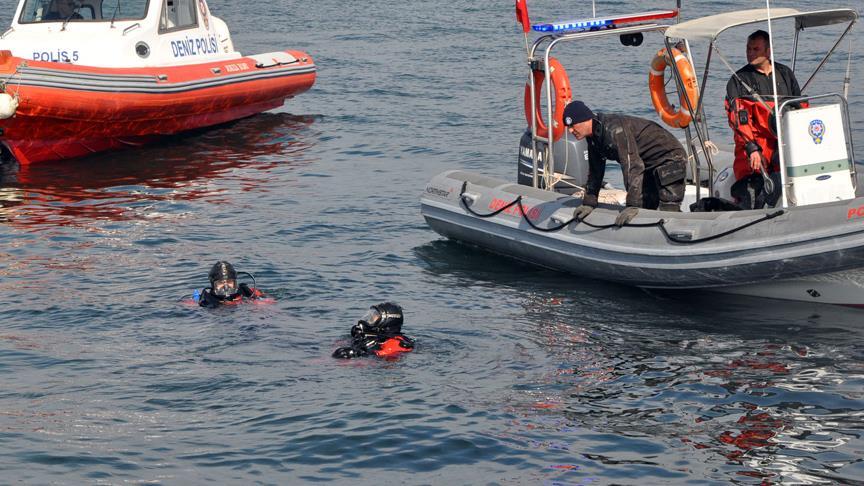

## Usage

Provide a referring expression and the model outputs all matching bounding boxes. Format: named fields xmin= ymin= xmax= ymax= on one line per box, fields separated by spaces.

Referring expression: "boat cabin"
xmin=1 ymin=0 xmax=238 ymax=67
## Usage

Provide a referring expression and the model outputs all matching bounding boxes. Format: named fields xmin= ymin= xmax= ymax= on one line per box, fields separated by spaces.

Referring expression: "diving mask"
xmin=212 ymin=278 xmax=239 ymax=298
xmin=353 ymin=303 xmax=404 ymax=336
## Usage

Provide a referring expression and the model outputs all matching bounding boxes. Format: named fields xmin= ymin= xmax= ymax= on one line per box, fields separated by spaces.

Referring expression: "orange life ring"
xmin=524 ymin=57 xmax=572 ymax=142
xmin=648 ymin=48 xmax=699 ymax=128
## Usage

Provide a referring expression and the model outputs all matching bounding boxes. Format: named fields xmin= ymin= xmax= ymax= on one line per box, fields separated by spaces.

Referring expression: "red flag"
xmin=515 ymin=0 xmax=531 ymax=34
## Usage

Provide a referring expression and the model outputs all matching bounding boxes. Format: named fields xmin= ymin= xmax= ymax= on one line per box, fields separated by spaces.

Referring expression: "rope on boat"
xmin=458 ymin=181 xmax=785 ymax=244
xmin=0 ymin=61 xmax=26 ymax=91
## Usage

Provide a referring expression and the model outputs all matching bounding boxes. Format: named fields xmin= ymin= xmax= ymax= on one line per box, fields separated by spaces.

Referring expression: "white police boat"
xmin=421 ymin=2 xmax=864 ymax=307
xmin=0 ymin=0 xmax=316 ymax=163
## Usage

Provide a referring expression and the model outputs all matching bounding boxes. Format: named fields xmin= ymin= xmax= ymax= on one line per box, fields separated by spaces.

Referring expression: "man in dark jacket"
xmin=725 ymin=30 xmax=801 ymax=209
xmin=562 ymin=100 xmax=687 ymax=226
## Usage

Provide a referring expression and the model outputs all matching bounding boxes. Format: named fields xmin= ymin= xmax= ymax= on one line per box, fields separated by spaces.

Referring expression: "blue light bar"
xmin=532 ymin=19 xmax=611 ymax=33
xmin=531 ymin=10 xmax=679 ymax=34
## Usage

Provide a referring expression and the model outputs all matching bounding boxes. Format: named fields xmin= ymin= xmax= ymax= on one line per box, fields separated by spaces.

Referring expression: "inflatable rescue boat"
xmin=0 ymin=0 xmax=316 ymax=163
xmin=421 ymin=3 xmax=864 ymax=306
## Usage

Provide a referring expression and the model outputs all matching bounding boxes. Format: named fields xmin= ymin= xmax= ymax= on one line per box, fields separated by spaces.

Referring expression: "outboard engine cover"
xmin=517 ymin=129 xmax=589 ymax=190
xmin=711 ymin=165 xmax=736 ymax=202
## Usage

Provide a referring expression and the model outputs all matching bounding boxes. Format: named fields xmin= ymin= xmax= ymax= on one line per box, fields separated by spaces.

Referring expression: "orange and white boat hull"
xmin=0 ymin=49 xmax=316 ymax=163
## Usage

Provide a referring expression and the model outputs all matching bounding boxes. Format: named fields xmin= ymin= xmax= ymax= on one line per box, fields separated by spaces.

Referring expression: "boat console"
xmin=782 ymin=101 xmax=856 ymax=206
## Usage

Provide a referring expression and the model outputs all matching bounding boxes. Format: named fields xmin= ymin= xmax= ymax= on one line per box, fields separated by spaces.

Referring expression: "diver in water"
xmin=197 ymin=261 xmax=265 ymax=308
xmin=333 ymin=302 xmax=415 ymax=359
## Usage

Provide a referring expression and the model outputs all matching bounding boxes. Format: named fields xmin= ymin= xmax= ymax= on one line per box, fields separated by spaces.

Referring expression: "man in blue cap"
xmin=562 ymin=100 xmax=687 ymax=226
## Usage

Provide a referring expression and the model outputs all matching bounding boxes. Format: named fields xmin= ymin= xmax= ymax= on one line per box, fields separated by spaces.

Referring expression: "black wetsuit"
xmin=198 ymin=283 xmax=260 ymax=308
xmin=332 ymin=327 xmax=414 ymax=359
xmin=726 ymin=62 xmax=800 ymax=102
xmin=583 ymin=113 xmax=687 ymax=211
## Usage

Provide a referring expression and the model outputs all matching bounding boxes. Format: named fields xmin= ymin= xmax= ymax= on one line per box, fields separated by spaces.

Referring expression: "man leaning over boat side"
xmin=725 ymin=30 xmax=801 ymax=210
xmin=562 ymin=100 xmax=687 ymax=227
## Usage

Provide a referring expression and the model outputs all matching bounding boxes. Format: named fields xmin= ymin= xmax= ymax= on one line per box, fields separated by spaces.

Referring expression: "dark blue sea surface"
xmin=1 ymin=0 xmax=863 ymax=484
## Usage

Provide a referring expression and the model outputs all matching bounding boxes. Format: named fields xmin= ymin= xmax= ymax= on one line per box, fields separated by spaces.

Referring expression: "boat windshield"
xmin=18 ymin=0 xmax=149 ymax=23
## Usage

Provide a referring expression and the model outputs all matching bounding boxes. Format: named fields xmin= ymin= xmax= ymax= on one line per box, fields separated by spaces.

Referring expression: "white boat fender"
xmin=0 ymin=93 xmax=18 ymax=119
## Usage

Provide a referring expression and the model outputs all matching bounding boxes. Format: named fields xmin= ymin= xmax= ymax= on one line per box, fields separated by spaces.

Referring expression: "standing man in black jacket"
xmin=562 ymin=100 xmax=687 ymax=226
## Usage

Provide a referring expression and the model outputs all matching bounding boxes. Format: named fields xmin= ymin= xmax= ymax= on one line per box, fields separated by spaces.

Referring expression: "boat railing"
xmin=663 ymin=7 xmax=859 ymax=208
xmin=662 ymin=36 xmax=715 ymax=201
xmin=122 ymin=22 xmax=141 ymax=35
xmin=527 ymin=23 xmax=670 ymax=190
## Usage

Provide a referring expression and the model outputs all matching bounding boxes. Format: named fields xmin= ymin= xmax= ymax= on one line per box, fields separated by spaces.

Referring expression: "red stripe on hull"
xmin=0 ymin=50 xmax=316 ymax=163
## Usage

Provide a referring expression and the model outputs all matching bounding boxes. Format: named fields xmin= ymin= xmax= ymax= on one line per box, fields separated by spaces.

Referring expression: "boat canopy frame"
xmin=664 ymin=8 xmax=858 ymax=42
xmin=526 ymin=22 xmax=681 ymax=190
xmin=663 ymin=7 xmax=859 ymax=207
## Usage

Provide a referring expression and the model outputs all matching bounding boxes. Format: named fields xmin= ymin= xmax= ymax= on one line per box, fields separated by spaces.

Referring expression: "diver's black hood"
xmin=208 ymin=261 xmax=237 ymax=286
xmin=357 ymin=302 xmax=403 ymax=335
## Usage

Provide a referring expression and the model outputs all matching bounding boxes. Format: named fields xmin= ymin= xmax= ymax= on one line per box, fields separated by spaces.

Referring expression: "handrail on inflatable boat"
xmin=526 ymin=23 xmax=671 ymax=191
xmin=661 ymin=35 xmax=712 ymax=201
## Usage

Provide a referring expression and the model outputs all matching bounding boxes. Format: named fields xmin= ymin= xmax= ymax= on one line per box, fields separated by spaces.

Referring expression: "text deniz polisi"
xmin=170 ymin=36 xmax=218 ymax=58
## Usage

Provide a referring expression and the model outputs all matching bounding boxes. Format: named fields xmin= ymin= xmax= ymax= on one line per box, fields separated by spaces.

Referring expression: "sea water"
xmin=1 ymin=0 xmax=863 ymax=483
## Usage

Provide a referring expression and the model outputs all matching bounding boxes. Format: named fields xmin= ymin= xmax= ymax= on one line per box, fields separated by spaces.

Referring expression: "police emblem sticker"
xmin=808 ymin=119 xmax=825 ymax=144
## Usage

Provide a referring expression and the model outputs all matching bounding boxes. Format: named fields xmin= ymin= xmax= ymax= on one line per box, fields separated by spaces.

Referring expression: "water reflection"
xmin=0 ymin=113 xmax=318 ymax=227
xmin=515 ymin=294 xmax=863 ymax=483
xmin=413 ymin=239 xmax=648 ymax=301
xmin=416 ymin=240 xmax=864 ymax=483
